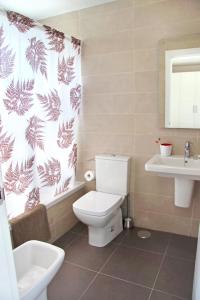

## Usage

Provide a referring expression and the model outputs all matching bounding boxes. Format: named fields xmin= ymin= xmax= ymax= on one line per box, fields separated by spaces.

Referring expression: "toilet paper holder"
xmin=84 ymin=170 xmax=95 ymax=182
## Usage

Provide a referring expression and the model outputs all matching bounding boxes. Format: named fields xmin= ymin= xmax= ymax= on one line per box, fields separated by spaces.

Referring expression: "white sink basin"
xmin=145 ymin=154 xmax=200 ymax=180
xmin=145 ymin=155 xmax=200 ymax=208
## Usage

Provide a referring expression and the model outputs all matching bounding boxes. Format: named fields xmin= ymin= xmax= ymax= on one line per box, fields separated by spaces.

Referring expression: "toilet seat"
xmin=73 ymin=191 xmax=122 ymax=217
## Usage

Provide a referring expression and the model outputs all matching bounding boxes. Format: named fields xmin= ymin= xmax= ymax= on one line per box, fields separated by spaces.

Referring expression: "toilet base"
xmin=88 ymin=208 xmax=123 ymax=247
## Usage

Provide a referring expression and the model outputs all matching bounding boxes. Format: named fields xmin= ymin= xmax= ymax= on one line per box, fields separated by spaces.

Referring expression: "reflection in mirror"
xmin=165 ymin=48 xmax=200 ymax=128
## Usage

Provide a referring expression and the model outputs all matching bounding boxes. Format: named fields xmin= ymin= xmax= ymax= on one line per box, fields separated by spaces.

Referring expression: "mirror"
xmin=159 ymin=34 xmax=200 ymax=129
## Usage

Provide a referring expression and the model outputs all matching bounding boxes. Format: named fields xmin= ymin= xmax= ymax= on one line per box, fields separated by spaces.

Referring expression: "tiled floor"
xmin=48 ymin=223 xmax=197 ymax=300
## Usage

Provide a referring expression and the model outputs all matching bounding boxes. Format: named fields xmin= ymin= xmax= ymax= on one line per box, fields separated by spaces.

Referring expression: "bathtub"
xmin=46 ymin=181 xmax=85 ymax=243
xmin=45 ymin=181 xmax=85 ymax=209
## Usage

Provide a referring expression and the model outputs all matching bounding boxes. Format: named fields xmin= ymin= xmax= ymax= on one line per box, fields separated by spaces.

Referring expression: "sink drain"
xmin=137 ymin=230 xmax=151 ymax=239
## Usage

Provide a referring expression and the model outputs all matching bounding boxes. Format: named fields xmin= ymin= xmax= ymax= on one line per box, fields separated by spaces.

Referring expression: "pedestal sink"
xmin=145 ymin=155 xmax=200 ymax=207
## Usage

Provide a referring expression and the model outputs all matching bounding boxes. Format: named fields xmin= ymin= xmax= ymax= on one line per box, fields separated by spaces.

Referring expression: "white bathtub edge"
xmin=46 ymin=181 xmax=85 ymax=209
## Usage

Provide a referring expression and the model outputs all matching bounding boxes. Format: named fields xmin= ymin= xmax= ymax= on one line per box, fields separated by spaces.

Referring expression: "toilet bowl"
xmin=73 ymin=154 xmax=131 ymax=247
xmin=73 ymin=191 xmax=124 ymax=247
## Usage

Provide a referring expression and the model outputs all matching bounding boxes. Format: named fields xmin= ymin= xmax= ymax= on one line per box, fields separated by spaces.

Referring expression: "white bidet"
xmin=13 ymin=240 xmax=65 ymax=300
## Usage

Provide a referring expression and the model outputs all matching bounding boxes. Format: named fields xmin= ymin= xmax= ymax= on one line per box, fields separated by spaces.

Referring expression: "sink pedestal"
xmin=174 ymin=177 xmax=194 ymax=208
xmin=145 ymin=155 xmax=200 ymax=208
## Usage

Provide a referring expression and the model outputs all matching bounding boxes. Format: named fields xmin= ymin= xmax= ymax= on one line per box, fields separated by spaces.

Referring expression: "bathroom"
xmin=1 ymin=0 xmax=200 ymax=299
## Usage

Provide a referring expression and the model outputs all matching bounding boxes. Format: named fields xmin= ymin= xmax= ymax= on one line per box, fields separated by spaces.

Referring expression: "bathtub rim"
xmin=46 ymin=181 xmax=85 ymax=209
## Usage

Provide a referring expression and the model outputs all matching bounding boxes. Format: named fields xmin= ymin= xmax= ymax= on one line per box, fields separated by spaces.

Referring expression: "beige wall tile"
xmin=82 ymin=30 xmax=133 ymax=56
xmin=134 ymin=134 xmax=160 ymax=155
xmin=135 ymin=174 xmax=174 ymax=196
xmin=80 ymin=8 xmax=133 ymax=36
xmin=192 ymin=183 xmax=200 ymax=219
xmin=47 ymin=188 xmax=85 ymax=242
xmin=133 ymin=155 xmax=151 ymax=177
xmin=134 ymin=93 xmax=158 ymax=113
xmin=82 ymin=51 xmax=133 ymax=76
xmin=80 ymin=115 xmax=134 ymax=134
xmin=134 ymin=209 xmax=191 ymax=236
xmin=134 ymin=49 xmax=158 ymax=72
xmin=81 ymin=93 xmax=134 ymax=115
xmin=133 ymin=25 xmax=167 ymax=49
xmin=164 ymin=18 xmax=200 ymax=39
xmin=43 ymin=0 xmax=200 ymax=237
xmin=134 ymin=113 xmax=158 ymax=134
xmin=190 ymin=219 xmax=200 ymax=237
xmin=134 ymin=0 xmax=188 ymax=29
xmin=79 ymin=132 xmax=134 ymax=154
xmin=83 ymin=73 xmax=134 ymax=94
xmin=80 ymin=13 xmax=117 ymax=36
xmin=135 ymin=71 xmax=158 ymax=93
xmin=134 ymin=192 xmax=174 ymax=215
xmin=186 ymin=0 xmax=200 ymax=20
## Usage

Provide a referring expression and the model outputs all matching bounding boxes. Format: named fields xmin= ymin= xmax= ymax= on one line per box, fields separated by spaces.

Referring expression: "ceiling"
xmin=0 ymin=0 xmax=116 ymax=20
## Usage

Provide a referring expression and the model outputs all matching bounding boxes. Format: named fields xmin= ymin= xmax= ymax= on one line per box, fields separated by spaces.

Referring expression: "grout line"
xmin=55 ymin=235 xmax=79 ymax=250
xmin=83 ymin=71 xmax=133 ymax=78
xmin=78 ymin=247 xmax=118 ymax=300
xmin=99 ymin=272 xmax=152 ymax=291
xmin=119 ymin=244 xmax=165 ymax=256
xmin=153 ymin=288 xmax=188 ymax=300
xmin=78 ymin=270 xmax=99 ymax=300
xmin=70 ymin=230 xmax=87 ymax=237
xmin=147 ymin=236 xmax=171 ymax=300
xmin=81 ymin=91 xmax=157 ymax=96
xmin=78 ymin=232 xmax=127 ymax=300
xmin=64 ymin=260 xmax=97 ymax=273
xmin=58 ymin=228 xmax=194 ymax=300
xmin=63 ymin=234 xmax=81 ymax=249
xmin=165 ymin=253 xmax=195 ymax=263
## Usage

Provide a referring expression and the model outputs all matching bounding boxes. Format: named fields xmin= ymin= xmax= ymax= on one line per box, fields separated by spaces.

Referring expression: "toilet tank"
xmin=95 ymin=154 xmax=131 ymax=196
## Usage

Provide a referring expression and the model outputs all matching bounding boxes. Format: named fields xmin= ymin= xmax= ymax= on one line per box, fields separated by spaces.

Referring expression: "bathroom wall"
xmin=47 ymin=188 xmax=85 ymax=243
xmin=42 ymin=0 xmax=200 ymax=237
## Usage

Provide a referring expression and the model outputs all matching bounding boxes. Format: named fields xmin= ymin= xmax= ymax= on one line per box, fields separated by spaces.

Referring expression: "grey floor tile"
xmin=122 ymin=228 xmax=171 ymax=253
xmin=150 ymin=290 xmax=183 ymax=300
xmin=47 ymin=262 xmax=96 ymax=300
xmin=155 ymin=256 xmax=194 ymax=299
xmin=66 ymin=235 xmax=117 ymax=271
xmin=167 ymin=234 xmax=197 ymax=261
xmin=112 ymin=229 xmax=128 ymax=245
xmin=54 ymin=231 xmax=78 ymax=249
xmin=101 ymin=246 xmax=162 ymax=288
xmin=70 ymin=222 xmax=88 ymax=235
xmin=81 ymin=274 xmax=151 ymax=300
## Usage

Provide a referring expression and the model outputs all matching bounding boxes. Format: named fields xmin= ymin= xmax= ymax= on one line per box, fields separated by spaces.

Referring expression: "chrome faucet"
xmin=184 ymin=141 xmax=191 ymax=161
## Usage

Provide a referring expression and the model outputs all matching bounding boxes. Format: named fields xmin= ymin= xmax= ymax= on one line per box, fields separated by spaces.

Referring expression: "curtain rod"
xmin=0 ymin=8 xmax=81 ymax=44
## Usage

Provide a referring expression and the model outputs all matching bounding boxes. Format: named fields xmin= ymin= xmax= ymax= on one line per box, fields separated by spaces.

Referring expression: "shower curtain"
xmin=0 ymin=10 xmax=81 ymax=219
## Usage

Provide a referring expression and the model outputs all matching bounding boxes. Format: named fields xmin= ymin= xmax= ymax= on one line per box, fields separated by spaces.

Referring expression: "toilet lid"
xmin=73 ymin=191 xmax=123 ymax=217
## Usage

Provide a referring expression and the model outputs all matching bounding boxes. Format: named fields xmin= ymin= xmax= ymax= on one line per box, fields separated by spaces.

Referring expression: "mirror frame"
xmin=159 ymin=33 xmax=200 ymax=129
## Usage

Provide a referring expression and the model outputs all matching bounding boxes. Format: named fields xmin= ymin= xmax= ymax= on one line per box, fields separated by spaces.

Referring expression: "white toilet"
xmin=73 ymin=154 xmax=130 ymax=247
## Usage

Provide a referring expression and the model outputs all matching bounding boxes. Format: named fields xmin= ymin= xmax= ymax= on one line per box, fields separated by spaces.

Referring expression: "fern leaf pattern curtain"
xmin=0 ymin=10 xmax=81 ymax=219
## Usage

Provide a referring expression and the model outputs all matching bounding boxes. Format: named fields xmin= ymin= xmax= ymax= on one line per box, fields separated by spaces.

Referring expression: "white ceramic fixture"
xmin=145 ymin=154 xmax=200 ymax=208
xmin=14 ymin=240 xmax=64 ymax=300
xmin=73 ymin=154 xmax=130 ymax=247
